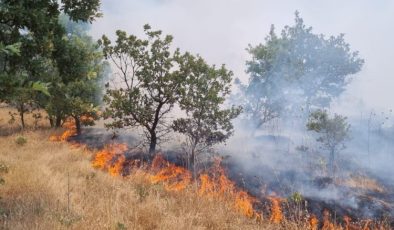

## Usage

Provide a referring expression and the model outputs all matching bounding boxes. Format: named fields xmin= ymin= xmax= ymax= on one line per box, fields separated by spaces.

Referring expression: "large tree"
xmin=41 ymin=16 xmax=107 ymax=133
xmin=173 ymin=53 xmax=241 ymax=173
xmin=100 ymin=25 xmax=186 ymax=154
xmin=238 ymin=12 xmax=364 ymax=131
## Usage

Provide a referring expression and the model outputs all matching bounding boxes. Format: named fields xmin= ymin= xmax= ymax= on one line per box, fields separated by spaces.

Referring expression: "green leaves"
xmin=307 ymin=109 xmax=350 ymax=151
xmin=101 ymin=25 xmax=240 ymax=155
xmin=0 ymin=42 xmax=21 ymax=56
xmin=31 ymin=81 xmax=50 ymax=96
xmin=101 ymin=25 xmax=186 ymax=153
xmin=173 ymin=53 xmax=241 ymax=155
xmin=61 ymin=0 xmax=102 ymax=22
xmin=241 ymin=12 xmax=364 ymax=128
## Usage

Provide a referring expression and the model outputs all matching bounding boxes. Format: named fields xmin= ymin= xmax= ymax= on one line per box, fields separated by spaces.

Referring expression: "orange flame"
xmin=309 ymin=215 xmax=319 ymax=230
xmin=268 ymin=196 xmax=283 ymax=223
xmin=109 ymin=155 xmax=126 ymax=176
xmin=322 ymin=209 xmax=336 ymax=230
xmin=80 ymin=114 xmax=95 ymax=123
xmin=197 ymin=160 xmax=260 ymax=219
xmin=149 ymin=155 xmax=192 ymax=191
xmin=234 ymin=191 xmax=256 ymax=218
xmin=49 ymin=118 xmax=77 ymax=142
xmin=92 ymin=143 xmax=128 ymax=176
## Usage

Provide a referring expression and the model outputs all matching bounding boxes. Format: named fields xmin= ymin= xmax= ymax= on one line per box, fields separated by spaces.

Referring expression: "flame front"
xmin=150 ymin=155 xmax=192 ymax=191
xmin=92 ymin=143 xmax=128 ymax=176
xmin=197 ymin=160 xmax=260 ymax=219
xmin=309 ymin=215 xmax=319 ymax=230
xmin=268 ymin=196 xmax=283 ymax=223
xmin=322 ymin=209 xmax=336 ymax=230
xmin=49 ymin=118 xmax=77 ymax=141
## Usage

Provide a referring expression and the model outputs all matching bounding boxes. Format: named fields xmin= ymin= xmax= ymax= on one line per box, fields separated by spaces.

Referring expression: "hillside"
xmin=0 ymin=107 xmax=305 ymax=230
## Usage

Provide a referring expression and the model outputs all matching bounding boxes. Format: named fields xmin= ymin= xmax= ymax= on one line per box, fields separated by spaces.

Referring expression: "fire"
xmin=268 ymin=196 xmax=283 ymax=223
xmin=309 ymin=215 xmax=319 ymax=230
xmin=197 ymin=160 xmax=260 ymax=219
xmin=198 ymin=174 xmax=215 ymax=196
xmin=92 ymin=143 xmax=128 ymax=176
xmin=49 ymin=118 xmax=77 ymax=142
xmin=198 ymin=160 xmax=235 ymax=197
xmin=322 ymin=209 xmax=337 ymax=230
xmin=234 ymin=191 xmax=256 ymax=218
xmin=50 ymin=129 xmax=389 ymax=228
xmin=149 ymin=155 xmax=192 ymax=191
xmin=108 ymin=154 xmax=126 ymax=176
xmin=80 ymin=114 xmax=95 ymax=123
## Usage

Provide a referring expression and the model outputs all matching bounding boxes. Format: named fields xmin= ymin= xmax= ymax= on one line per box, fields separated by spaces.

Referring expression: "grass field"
xmin=0 ymin=107 xmax=309 ymax=230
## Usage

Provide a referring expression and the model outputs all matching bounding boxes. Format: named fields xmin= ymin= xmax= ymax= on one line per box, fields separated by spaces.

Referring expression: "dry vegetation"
xmin=0 ymin=107 xmax=311 ymax=230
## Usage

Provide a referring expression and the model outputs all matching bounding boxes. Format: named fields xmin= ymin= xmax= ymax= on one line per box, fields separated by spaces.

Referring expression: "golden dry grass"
xmin=0 ymin=107 xmax=309 ymax=230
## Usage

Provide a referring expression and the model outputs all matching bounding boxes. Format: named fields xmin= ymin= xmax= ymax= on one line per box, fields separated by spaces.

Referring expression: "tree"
xmin=307 ymin=109 xmax=350 ymax=177
xmin=173 ymin=53 xmax=241 ymax=173
xmin=240 ymin=12 xmax=364 ymax=131
xmin=0 ymin=42 xmax=49 ymax=128
xmin=42 ymin=16 xmax=106 ymax=134
xmin=0 ymin=0 xmax=102 ymax=128
xmin=100 ymin=25 xmax=186 ymax=154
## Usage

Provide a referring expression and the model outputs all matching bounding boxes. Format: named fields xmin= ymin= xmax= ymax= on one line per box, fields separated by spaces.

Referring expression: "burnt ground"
xmin=74 ymin=127 xmax=394 ymax=227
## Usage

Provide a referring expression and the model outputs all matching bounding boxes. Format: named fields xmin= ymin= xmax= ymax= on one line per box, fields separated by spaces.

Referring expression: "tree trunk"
xmin=19 ymin=103 xmax=25 ymax=129
xmin=189 ymin=149 xmax=196 ymax=178
xmin=149 ymin=132 xmax=157 ymax=155
xmin=74 ymin=116 xmax=81 ymax=135
xmin=49 ymin=116 xmax=54 ymax=127
xmin=55 ymin=114 xmax=62 ymax=127
xmin=329 ymin=149 xmax=335 ymax=178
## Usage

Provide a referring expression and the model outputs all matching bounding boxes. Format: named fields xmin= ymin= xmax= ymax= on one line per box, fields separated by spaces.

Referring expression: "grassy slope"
xmin=0 ymin=108 xmax=298 ymax=230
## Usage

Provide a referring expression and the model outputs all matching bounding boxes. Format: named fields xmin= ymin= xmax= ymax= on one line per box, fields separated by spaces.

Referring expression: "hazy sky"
xmin=90 ymin=0 xmax=394 ymax=114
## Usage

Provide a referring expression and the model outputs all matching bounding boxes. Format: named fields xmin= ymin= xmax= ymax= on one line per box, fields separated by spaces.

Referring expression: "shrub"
xmin=15 ymin=136 xmax=27 ymax=146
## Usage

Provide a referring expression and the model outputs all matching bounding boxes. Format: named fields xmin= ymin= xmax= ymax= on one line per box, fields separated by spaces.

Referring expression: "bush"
xmin=15 ymin=136 xmax=27 ymax=146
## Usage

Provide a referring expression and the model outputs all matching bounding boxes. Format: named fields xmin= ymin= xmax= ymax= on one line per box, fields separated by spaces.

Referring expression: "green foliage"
xmin=15 ymin=136 xmax=27 ymax=146
xmin=39 ymin=16 xmax=106 ymax=132
xmin=61 ymin=0 xmax=102 ymax=22
xmin=0 ymin=0 xmax=102 ymax=128
xmin=289 ymin=192 xmax=303 ymax=203
xmin=0 ymin=42 xmax=21 ymax=56
xmin=100 ymin=25 xmax=185 ymax=154
xmin=307 ymin=109 xmax=350 ymax=176
xmin=307 ymin=110 xmax=350 ymax=150
xmin=173 ymin=53 xmax=241 ymax=166
xmin=116 ymin=222 xmax=127 ymax=230
xmin=101 ymin=25 xmax=240 ymax=156
xmin=238 ymin=12 xmax=364 ymax=129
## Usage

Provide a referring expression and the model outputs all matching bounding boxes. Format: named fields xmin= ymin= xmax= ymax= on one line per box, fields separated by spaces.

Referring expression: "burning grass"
xmin=0 ymin=107 xmax=392 ymax=229
xmin=0 ymin=132 xmax=270 ymax=229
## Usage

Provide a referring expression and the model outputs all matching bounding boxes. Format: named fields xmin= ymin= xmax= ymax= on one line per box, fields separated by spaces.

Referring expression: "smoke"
xmin=86 ymin=0 xmax=394 ymax=221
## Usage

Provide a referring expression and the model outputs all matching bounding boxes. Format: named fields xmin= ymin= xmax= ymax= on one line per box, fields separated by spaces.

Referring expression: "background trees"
xmin=238 ymin=12 xmax=364 ymax=132
xmin=0 ymin=0 xmax=102 ymax=129
xmin=307 ymin=109 xmax=350 ymax=177
xmin=46 ymin=17 xmax=106 ymax=133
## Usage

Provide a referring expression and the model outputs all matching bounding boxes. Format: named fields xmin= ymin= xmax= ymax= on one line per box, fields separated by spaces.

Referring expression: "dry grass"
xmin=0 ymin=108 xmax=308 ymax=230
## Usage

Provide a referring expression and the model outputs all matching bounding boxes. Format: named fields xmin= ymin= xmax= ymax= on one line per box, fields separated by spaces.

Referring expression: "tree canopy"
xmin=237 ymin=12 xmax=364 ymax=130
xmin=100 ymin=25 xmax=186 ymax=154
xmin=173 ymin=53 xmax=241 ymax=171
xmin=0 ymin=0 xmax=103 ymax=129
xmin=100 ymin=25 xmax=239 ymax=156
xmin=307 ymin=109 xmax=350 ymax=176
